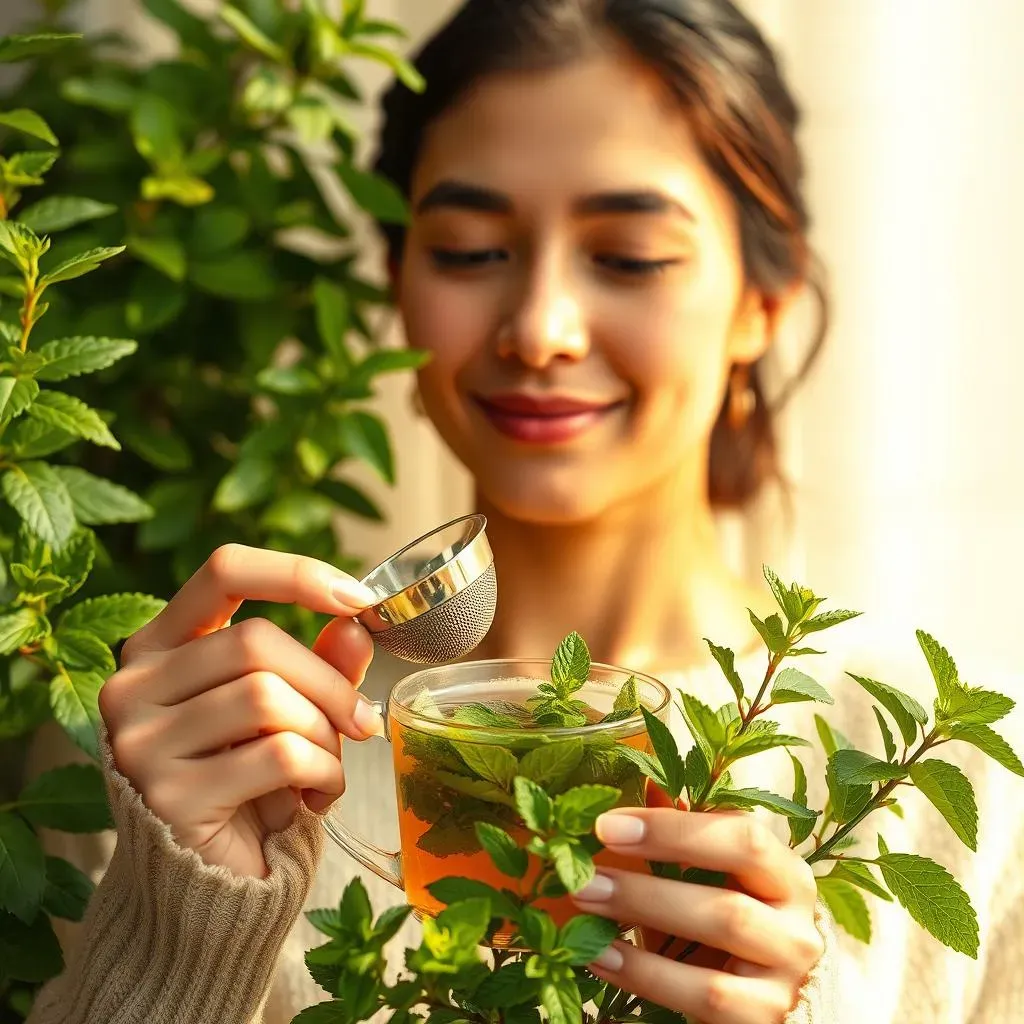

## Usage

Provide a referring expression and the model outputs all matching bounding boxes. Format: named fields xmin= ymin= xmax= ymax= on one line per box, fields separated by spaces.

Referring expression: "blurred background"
xmin=2 ymin=0 xmax=1021 ymax=675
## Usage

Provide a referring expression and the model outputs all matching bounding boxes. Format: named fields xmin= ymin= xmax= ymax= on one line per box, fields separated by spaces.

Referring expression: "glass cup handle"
xmin=320 ymin=700 xmax=403 ymax=890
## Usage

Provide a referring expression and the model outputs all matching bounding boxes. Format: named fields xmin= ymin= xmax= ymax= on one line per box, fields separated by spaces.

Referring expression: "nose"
xmin=496 ymin=260 xmax=589 ymax=369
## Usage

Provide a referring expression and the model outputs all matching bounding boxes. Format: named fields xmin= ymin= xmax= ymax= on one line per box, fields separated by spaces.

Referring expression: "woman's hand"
xmin=572 ymin=808 xmax=824 ymax=1024
xmin=100 ymin=544 xmax=382 ymax=880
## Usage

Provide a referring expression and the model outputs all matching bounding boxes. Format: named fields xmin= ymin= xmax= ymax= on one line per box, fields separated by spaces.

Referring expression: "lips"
xmin=474 ymin=392 xmax=624 ymax=444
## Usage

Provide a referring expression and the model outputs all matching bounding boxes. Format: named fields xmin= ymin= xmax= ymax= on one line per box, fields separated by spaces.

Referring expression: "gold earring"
xmin=728 ymin=364 xmax=756 ymax=430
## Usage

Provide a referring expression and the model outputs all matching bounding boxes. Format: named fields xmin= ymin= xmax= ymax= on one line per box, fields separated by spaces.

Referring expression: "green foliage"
xmin=1 ymin=0 xmax=428 ymax=645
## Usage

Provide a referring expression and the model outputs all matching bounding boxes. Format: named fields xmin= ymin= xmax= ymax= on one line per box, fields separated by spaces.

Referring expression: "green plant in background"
xmin=3 ymin=0 xmax=428 ymax=645
xmin=296 ymin=580 xmax=1022 ymax=1024
xmin=0 ymin=28 xmax=167 ymax=1020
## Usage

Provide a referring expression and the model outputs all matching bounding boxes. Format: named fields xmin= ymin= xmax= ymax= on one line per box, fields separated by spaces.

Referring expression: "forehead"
xmin=411 ymin=46 xmax=731 ymax=222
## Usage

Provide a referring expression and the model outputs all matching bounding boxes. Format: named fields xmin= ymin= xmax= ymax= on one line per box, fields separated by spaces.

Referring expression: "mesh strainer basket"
xmin=356 ymin=514 xmax=496 ymax=664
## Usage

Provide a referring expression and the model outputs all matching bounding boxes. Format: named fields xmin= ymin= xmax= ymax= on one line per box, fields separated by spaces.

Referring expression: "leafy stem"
xmin=19 ymin=254 xmax=41 ymax=351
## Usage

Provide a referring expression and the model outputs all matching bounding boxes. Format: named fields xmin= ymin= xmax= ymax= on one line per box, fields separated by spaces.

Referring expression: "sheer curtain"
xmin=73 ymin=0 xmax=1024 ymax=677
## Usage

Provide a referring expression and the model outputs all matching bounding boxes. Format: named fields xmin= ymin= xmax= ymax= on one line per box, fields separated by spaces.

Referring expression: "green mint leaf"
xmin=540 ymin=975 xmax=583 ymax=1024
xmin=417 ymin=814 xmax=487 ymax=858
xmin=945 ymin=724 xmax=1024 ymax=777
xmin=432 ymin=771 xmax=516 ymax=809
xmin=304 ymin=907 xmax=347 ymax=940
xmin=0 ymin=811 xmax=45 ymax=923
xmin=0 ymin=376 xmax=39 ymax=424
xmin=704 ymin=639 xmax=745 ymax=703
xmin=35 ymin=336 xmax=137 ymax=382
xmin=291 ymin=1000 xmax=350 ymax=1022
xmin=514 ymin=776 xmax=554 ymax=833
xmin=827 ymin=861 xmax=892 ymax=901
xmin=339 ymin=410 xmax=394 ymax=484
xmin=51 ymin=629 xmax=117 ymax=678
xmin=128 ymin=235 xmax=187 ymax=282
xmin=908 ymin=760 xmax=979 ymax=851
xmin=771 ymin=667 xmax=833 ymax=706
xmin=748 ymin=610 xmax=788 ymax=654
xmin=686 ymin=744 xmax=711 ymax=803
xmin=557 ymin=914 xmax=619 ymax=966
xmin=0 ymin=909 xmax=63 ymax=983
xmin=814 ymin=714 xmax=853 ymax=757
xmin=0 ymin=608 xmax=46 ymax=655
xmin=2 ymin=461 xmax=76 ymax=550
xmin=553 ymin=785 xmax=620 ymax=836
xmin=52 ymin=466 xmax=153 ymax=525
xmin=551 ymin=632 xmax=590 ymax=696
xmin=339 ymin=876 xmax=373 ymax=935
xmin=799 ymin=609 xmax=862 ymax=634
xmin=916 ymin=630 xmax=960 ymax=709
xmin=706 ymin=787 xmax=818 ymax=821
xmin=725 ymin=721 xmax=811 ymax=760
xmin=17 ymin=196 xmax=116 ymax=235
xmin=313 ymin=277 xmax=351 ymax=366
xmin=519 ymin=906 xmax=558 ymax=955
xmin=337 ymin=161 xmax=409 ymax=224
xmin=212 ymin=456 xmax=275 ymax=513
xmin=763 ymin=565 xmax=803 ymax=624
xmin=49 ymin=669 xmax=104 ymax=759
xmin=456 ymin=744 xmax=519 ymax=789
xmin=611 ymin=745 xmax=669 ymax=792
xmin=787 ymin=646 xmax=826 ymax=657
xmin=0 ymin=110 xmax=58 ymax=147
xmin=15 ymin=763 xmax=112 ymax=833
xmin=612 ymin=674 xmax=640 ymax=714
xmin=427 ymin=878 xmax=520 ymax=922
xmin=42 ymin=855 xmax=93 ymax=922
xmin=940 ymin=687 xmax=1015 ymax=728
xmin=641 ymin=706 xmax=686 ymax=799
xmin=831 ymin=748 xmax=908 ymax=786
xmin=789 ymin=755 xmax=816 ymax=845
xmin=677 ymin=692 xmax=724 ymax=766
xmin=0 ymin=32 xmax=80 ymax=63
xmin=474 ymin=960 xmax=541 ymax=1009
xmin=877 ymin=852 xmax=979 ymax=957
xmin=825 ymin=753 xmax=872 ymax=823
xmin=450 ymin=702 xmax=524 ymax=728
xmin=846 ymin=673 xmax=927 ymax=746
xmin=549 ymin=836 xmax=596 ymax=893
xmin=40 ymin=245 xmax=125 ymax=286
xmin=60 ymin=593 xmax=165 ymax=644
xmin=27 ymin=390 xmax=120 ymax=450
xmin=2 ymin=418 xmax=75 ymax=459
xmin=48 ymin=529 xmax=94 ymax=601
xmin=815 ymin=877 xmax=871 ymax=942
xmin=873 ymin=707 xmax=897 ymax=761
xmin=475 ymin=822 xmax=528 ymax=879
xmin=519 ymin=740 xmax=585 ymax=790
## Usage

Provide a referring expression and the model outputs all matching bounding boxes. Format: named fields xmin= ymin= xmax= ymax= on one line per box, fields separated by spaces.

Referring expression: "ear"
xmin=726 ymin=284 xmax=801 ymax=364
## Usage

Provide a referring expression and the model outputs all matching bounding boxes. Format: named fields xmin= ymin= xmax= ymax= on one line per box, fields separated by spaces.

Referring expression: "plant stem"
xmin=739 ymin=650 xmax=785 ymax=731
xmin=807 ymin=728 xmax=938 ymax=865
xmin=20 ymin=258 xmax=40 ymax=352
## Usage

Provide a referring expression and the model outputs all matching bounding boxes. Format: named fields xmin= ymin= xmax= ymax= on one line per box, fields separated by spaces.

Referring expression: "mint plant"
xmin=0 ymin=29 xmax=166 ymax=1020
xmin=297 ymin=573 xmax=1020 ymax=1024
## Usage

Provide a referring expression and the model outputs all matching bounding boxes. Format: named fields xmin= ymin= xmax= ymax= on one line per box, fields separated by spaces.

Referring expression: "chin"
xmin=475 ymin=466 xmax=612 ymax=526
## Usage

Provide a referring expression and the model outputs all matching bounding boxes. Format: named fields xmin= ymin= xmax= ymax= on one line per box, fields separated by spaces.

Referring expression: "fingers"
xmin=313 ymin=616 xmax=374 ymax=687
xmin=595 ymin=809 xmax=817 ymax=905
xmin=175 ymin=733 xmax=345 ymax=818
xmin=125 ymin=544 xmax=377 ymax=656
xmin=572 ymin=869 xmax=822 ymax=971
xmin=155 ymin=672 xmax=342 ymax=760
xmin=589 ymin=941 xmax=795 ymax=1024
xmin=110 ymin=617 xmax=382 ymax=740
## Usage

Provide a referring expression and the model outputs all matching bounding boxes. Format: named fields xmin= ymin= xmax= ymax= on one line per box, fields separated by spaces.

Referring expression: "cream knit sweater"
xmin=24 ymin=646 xmax=1024 ymax=1024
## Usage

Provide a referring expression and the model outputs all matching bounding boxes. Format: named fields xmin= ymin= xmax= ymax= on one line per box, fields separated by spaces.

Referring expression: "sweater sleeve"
xmin=27 ymin=731 xmax=324 ymax=1024
xmin=784 ymin=902 xmax=839 ymax=1024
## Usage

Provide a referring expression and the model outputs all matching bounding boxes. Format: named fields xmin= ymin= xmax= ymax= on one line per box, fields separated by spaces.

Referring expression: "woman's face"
xmin=396 ymin=45 xmax=770 ymax=524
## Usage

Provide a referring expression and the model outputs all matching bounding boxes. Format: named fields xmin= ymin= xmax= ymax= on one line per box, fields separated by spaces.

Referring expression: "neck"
xmin=474 ymin=467 xmax=765 ymax=674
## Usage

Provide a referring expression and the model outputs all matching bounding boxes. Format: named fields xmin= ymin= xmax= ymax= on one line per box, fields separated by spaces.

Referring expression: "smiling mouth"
xmin=473 ymin=393 xmax=625 ymax=445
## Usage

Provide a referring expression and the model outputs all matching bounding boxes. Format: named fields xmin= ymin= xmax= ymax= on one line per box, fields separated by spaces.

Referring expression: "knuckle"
xmin=743 ymin=817 xmax=772 ymax=861
xmin=703 ymin=972 xmax=739 ymax=1018
xmin=206 ymin=543 xmax=246 ymax=583
xmin=792 ymin=920 xmax=825 ymax=966
xmin=97 ymin=674 xmax=124 ymax=726
xmin=243 ymin=671 xmax=283 ymax=719
xmin=719 ymin=895 xmax=756 ymax=947
xmin=266 ymin=731 xmax=306 ymax=777
xmin=232 ymin=617 xmax=278 ymax=662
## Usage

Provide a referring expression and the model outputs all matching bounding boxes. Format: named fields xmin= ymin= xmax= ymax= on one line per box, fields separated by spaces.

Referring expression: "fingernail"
xmin=573 ymin=872 xmax=615 ymax=903
xmin=596 ymin=813 xmax=645 ymax=845
xmin=332 ymin=576 xmax=377 ymax=609
xmin=353 ymin=699 xmax=385 ymax=738
xmin=591 ymin=943 xmax=624 ymax=973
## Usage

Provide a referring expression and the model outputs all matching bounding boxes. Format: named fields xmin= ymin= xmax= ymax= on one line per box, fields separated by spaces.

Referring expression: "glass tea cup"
xmin=323 ymin=659 xmax=670 ymax=948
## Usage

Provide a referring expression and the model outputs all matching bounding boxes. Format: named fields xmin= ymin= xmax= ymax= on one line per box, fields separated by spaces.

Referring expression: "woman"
xmin=29 ymin=2 xmax=1023 ymax=1023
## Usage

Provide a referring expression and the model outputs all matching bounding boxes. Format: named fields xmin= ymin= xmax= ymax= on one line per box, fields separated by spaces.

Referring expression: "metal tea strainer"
xmin=356 ymin=514 xmax=496 ymax=664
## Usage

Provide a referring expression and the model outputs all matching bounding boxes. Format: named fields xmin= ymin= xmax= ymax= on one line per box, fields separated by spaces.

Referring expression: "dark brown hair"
xmin=373 ymin=0 xmax=826 ymax=508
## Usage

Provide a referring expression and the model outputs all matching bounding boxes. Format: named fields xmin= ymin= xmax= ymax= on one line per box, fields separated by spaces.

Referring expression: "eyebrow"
xmin=415 ymin=180 xmax=695 ymax=221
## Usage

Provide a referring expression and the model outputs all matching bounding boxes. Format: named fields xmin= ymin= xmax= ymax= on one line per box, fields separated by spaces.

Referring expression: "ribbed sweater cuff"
xmin=29 ymin=730 xmax=324 ymax=1024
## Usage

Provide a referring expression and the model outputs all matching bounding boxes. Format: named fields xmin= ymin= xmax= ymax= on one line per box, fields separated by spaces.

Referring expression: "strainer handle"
xmin=320 ymin=700 xmax=403 ymax=890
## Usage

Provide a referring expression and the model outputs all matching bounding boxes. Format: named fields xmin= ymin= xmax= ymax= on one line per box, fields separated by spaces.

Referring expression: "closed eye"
xmin=430 ymin=248 xmax=509 ymax=269
xmin=594 ymin=255 xmax=681 ymax=276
